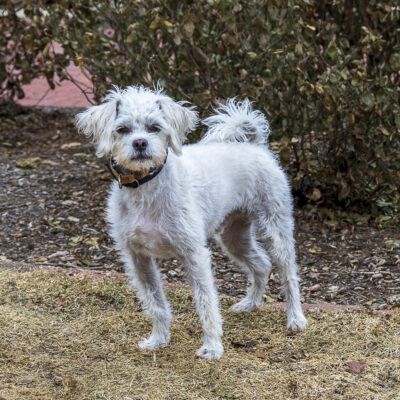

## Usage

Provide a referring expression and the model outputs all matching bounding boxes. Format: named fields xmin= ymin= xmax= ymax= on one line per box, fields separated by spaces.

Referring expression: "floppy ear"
xmin=158 ymin=97 xmax=198 ymax=155
xmin=75 ymin=90 xmax=121 ymax=157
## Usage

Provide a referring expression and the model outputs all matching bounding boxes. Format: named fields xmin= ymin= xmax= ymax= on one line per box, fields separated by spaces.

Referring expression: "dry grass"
xmin=0 ymin=267 xmax=399 ymax=400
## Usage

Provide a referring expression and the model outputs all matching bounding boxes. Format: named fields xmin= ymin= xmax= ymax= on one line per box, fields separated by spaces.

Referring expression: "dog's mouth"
xmin=131 ymin=154 xmax=152 ymax=161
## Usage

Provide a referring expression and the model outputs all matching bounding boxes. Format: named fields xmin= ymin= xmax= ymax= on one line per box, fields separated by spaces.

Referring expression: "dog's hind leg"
xmin=217 ymin=212 xmax=271 ymax=313
xmin=183 ymin=247 xmax=224 ymax=360
xmin=261 ymin=216 xmax=307 ymax=331
xmin=121 ymin=249 xmax=172 ymax=350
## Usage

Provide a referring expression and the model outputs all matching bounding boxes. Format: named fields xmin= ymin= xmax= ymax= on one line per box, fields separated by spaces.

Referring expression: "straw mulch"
xmin=0 ymin=267 xmax=398 ymax=400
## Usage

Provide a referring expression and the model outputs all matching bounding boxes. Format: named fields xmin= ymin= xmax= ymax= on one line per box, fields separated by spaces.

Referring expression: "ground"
xmin=0 ymin=268 xmax=399 ymax=400
xmin=0 ymin=108 xmax=399 ymax=309
xmin=0 ymin=108 xmax=399 ymax=399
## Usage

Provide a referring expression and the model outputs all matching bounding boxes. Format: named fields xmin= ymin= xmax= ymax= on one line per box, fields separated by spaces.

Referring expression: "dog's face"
xmin=76 ymin=86 xmax=198 ymax=171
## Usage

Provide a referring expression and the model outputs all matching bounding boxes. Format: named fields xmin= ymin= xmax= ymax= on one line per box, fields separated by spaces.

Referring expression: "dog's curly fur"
xmin=76 ymin=86 xmax=307 ymax=360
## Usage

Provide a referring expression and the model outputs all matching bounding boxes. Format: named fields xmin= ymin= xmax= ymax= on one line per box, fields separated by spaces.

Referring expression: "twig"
xmin=34 ymin=262 xmax=81 ymax=269
xmin=49 ymin=41 xmax=95 ymax=105
xmin=0 ymin=204 xmax=27 ymax=211
xmin=34 ymin=262 xmax=112 ymax=270
xmin=34 ymin=87 xmax=51 ymax=107
xmin=63 ymin=68 xmax=95 ymax=105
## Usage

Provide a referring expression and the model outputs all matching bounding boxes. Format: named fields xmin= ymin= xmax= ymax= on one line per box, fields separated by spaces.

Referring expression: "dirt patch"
xmin=0 ymin=267 xmax=399 ymax=400
xmin=0 ymin=108 xmax=399 ymax=309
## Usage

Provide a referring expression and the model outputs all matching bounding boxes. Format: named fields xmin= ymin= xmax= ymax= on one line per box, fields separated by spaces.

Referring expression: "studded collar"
xmin=106 ymin=155 xmax=167 ymax=189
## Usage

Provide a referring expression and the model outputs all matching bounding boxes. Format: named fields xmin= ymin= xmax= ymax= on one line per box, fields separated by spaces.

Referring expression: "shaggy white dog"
xmin=75 ymin=86 xmax=307 ymax=360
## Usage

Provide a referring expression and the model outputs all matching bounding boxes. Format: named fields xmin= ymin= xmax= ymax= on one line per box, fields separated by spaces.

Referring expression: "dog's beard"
xmin=114 ymin=149 xmax=167 ymax=172
xmin=131 ymin=153 xmax=152 ymax=162
xmin=115 ymin=156 xmax=155 ymax=172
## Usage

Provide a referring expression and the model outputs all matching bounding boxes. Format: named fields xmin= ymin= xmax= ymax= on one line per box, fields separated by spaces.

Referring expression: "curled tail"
xmin=201 ymin=98 xmax=270 ymax=146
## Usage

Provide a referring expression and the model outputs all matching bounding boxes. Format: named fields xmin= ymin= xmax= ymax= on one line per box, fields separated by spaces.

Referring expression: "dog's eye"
xmin=147 ymin=124 xmax=161 ymax=133
xmin=116 ymin=126 xmax=130 ymax=134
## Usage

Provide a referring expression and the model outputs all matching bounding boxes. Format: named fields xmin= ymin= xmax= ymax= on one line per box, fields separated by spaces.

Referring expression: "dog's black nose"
xmin=133 ymin=139 xmax=148 ymax=151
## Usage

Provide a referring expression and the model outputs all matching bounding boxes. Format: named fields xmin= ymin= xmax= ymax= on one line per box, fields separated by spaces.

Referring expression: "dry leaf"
xmin=61 ymin=142 xmax=81 ymax=150
xmin=42 ymin=160 xmax=59 ymax=166
xmin=307 ymin=284 xmax=321 ymax=291
xmin=16 ymin=157 xmax=42 ymax=169
xmin=187 ymin=325 xmax=202 ymax=334
xmin=345 ymin=361 xmax=365 ymax=374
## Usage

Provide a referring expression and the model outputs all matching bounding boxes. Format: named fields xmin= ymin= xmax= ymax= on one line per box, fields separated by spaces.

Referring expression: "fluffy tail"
xmin=201 ymin=98 xmax=270 ymax=146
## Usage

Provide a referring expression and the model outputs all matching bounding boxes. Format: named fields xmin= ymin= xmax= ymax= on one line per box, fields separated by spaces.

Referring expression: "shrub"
xmin=1 ymin=0 xmax=399 ymax=219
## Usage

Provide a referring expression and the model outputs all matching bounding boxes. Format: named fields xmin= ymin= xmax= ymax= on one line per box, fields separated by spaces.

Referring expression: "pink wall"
xmin=17 ymin=63 xmax=93 ymax=108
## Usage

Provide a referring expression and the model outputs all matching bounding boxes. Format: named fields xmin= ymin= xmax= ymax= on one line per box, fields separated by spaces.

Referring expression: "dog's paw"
xmin=229 ymin=299 xmax=258 ymax=313
xmin=138 ymin=334 xmax=169 ymax=351
xmin=196 ymin=341 xmax=224 ymax=360
xmin=287 ymin=314 xmax=307 ymax=332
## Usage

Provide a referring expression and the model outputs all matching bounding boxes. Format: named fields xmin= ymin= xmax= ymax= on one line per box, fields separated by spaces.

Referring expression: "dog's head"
xmin=75 ymin=86 xmax=198 ymax=171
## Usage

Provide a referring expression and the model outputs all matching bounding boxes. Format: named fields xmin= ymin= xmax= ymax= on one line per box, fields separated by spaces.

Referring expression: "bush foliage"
xmin=1 ymin=0 xmax=399 ymax=218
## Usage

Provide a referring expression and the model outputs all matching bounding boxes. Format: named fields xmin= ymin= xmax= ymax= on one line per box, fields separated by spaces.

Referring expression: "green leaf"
xmin=214 ymin=387 xmax=227 ymax=397
xmin=326 ymin=41 xmax=338 ymax=60
xmin=183 ymin=22 xmax=195 ymax=37
xmin=84 ymin=237 xmax=99 ymax=248
xmin=361 ymin=93 xmax=375 ymax=108
xmin=390 ymin=53 xmax=400 ymax=70
xmin=386 ymin=239 xmax=400 ymax=248
xmin=395 ymin=114 xmax=400 ymax=131
xmin=295 ymin=43 xmax=303 ymax=56
xmin=69 ymin=236 xmax=83 ymax=246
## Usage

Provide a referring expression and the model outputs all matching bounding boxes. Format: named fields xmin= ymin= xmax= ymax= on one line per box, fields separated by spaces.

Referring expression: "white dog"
xmin=75 ymin=86 xmax=307 ymax=360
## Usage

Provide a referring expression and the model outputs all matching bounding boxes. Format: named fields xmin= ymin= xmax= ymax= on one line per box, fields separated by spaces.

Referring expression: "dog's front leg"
xmin=121 ymin=249 xmax=172 ymax=350
xmin=184 ymin=247 xmax=224 ymax=360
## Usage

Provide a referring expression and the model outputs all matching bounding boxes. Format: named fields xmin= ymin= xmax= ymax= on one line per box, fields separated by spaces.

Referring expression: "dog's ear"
xmin=75 ymin=89 xmax=122 ymax=157
xmin=158 ymin=97 xmax=198 ymax=155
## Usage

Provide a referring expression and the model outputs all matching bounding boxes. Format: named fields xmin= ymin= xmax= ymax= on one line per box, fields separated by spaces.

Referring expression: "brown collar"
xmin=106 ymin=157 xmax=166 ymax=189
